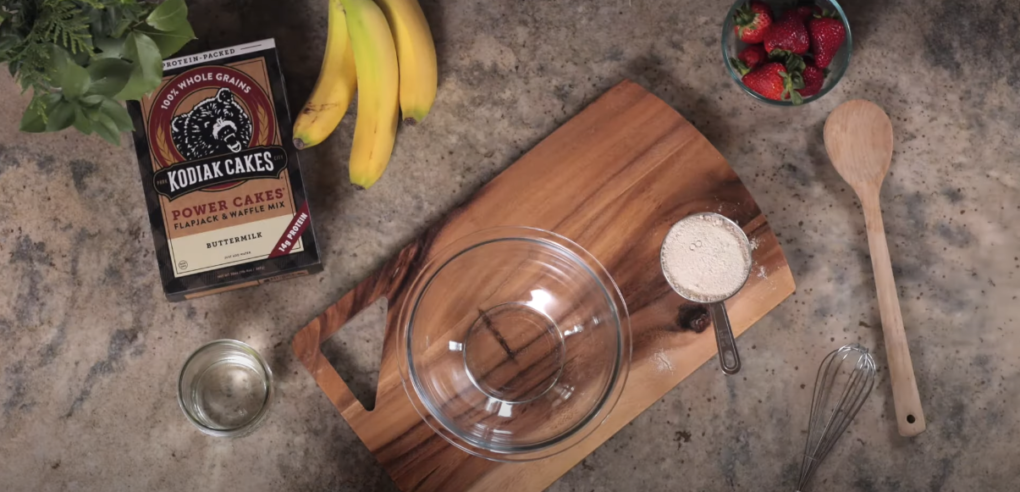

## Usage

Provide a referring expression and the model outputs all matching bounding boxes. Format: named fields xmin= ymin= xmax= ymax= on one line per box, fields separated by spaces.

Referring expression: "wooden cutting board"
xmin=293 ymin=80 xmax=795 ymax=491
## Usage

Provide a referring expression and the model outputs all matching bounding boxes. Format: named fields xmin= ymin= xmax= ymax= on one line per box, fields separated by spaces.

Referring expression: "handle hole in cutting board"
xmin=320 ymin=297 xmax=388 ymax=411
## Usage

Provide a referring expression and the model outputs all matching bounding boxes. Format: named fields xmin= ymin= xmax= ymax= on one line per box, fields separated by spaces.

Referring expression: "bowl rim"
xmin=396 ymin=226 xmax=632 ymax=462
xmin=721 ymin=0 xmax=853 ymax=106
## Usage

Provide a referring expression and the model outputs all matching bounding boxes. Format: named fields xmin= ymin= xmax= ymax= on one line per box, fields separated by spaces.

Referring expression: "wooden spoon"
xmin=823 ymin=100 xmax=927 ymax=437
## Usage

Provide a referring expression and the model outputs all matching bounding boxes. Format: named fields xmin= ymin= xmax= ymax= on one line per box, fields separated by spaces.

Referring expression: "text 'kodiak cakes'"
xmin=128 ymin=39 xmax=321 ymax=301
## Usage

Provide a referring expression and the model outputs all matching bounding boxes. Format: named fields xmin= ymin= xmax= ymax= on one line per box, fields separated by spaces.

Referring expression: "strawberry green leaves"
xmin=731 ymin=58 xmax=752 ymax=77
xmin=766 ymin=50 xmax=812 ymax=105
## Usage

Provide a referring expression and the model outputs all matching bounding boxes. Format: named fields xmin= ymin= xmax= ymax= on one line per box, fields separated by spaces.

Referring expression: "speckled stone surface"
xmin=1 ymin=0 xmax=1018 ymax=490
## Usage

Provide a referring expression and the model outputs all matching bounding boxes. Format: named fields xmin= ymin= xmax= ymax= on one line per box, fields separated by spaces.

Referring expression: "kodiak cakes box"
xmin=128 ymin=39 xmax=321 ymax=301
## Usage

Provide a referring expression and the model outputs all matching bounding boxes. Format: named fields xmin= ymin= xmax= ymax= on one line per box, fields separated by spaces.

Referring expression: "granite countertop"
xmin=1 ymin=0 xmax=1017 ymax=490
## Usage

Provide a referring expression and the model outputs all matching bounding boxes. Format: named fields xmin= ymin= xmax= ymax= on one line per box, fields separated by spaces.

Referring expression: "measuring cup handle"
xmin=709 ymin=302 xmax=741 ymax=374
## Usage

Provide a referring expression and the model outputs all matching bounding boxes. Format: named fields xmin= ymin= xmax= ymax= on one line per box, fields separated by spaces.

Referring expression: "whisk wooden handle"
xmin=861 ymin=192 xmax=926 ymax=436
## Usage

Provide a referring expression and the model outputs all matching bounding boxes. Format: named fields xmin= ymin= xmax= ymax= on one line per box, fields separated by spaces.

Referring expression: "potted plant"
xmin=0 ymin=0 xmax=196 ymax=144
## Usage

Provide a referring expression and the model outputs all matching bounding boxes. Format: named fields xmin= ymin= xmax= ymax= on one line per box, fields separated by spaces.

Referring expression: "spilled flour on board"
xmin=653 ymin=349 xmax=674 ymax=374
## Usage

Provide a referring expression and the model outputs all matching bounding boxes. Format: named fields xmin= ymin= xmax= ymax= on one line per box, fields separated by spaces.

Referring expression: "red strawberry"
xmin=742 ymin=62 xmax=798 ymax=101
xmin=808 ymin=12 xmax=846 ymax=68
xmin=764 ymin=11 xmax=810 ymax=55
xmin=730 ymin=44 xmax=768 ymax=75
xmin=790 ymin=5 xmax=822 ymax=21
xmin=799 ymin=63 xmax=825 ymax=97
xmin=733 ymin=1 xmax=773 ymax=44
xmin=739 ymin=44 xmax=768 ymax=68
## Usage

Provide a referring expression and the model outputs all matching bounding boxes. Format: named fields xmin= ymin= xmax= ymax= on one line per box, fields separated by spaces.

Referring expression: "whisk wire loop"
xmin=796 ymin=344 xmax=876 ymax=492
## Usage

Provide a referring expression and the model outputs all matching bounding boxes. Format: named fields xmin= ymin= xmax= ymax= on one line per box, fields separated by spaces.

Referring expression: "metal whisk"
xmin=796 ymin=344 xmax=877 ymax=492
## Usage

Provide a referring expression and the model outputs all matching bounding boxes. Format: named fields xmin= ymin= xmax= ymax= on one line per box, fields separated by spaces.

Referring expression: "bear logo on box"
xmin=170 ymin=88 xmax=254 ymax=161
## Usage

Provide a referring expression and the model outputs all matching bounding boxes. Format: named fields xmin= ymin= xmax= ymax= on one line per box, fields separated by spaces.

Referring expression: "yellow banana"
xmin=342 ymin=0 xmax=399 ymax=189
xmin=292 ymin=0 xmax=357 ymax=150
xmin=375 ymin=0 xmax=437 ymax=124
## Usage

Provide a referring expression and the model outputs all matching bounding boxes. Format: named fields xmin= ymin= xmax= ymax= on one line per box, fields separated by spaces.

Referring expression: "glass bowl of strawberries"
xmin=722 ymin=0 xmax=851 ymax=105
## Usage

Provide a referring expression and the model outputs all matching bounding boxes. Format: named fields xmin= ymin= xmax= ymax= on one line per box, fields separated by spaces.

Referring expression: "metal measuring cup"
xmin=660 ymin=213 xmax=752 ymax=375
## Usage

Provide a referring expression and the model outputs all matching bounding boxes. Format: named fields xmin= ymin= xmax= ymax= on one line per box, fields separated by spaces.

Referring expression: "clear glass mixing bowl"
xmin=397 ymin=227 xmax=631 ymax=461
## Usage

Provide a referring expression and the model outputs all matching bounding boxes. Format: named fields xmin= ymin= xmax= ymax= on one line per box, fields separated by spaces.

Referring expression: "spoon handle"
xmin=861 ymin=193 xmax=927 ymax=436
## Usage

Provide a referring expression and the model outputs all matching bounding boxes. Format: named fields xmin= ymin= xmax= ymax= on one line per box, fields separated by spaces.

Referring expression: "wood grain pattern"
xmin=824 ymin=100 xmax=927 ymax=437
xmin=293 ymin=80 xmax=796 ymax=491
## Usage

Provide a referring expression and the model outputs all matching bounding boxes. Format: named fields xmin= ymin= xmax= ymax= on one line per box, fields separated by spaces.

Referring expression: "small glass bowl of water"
xmin=177 ymin=339 xmax=273 ymax=437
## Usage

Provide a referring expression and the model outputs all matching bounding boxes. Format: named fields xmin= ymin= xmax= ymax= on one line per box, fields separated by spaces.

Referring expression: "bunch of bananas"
xmin=292 ymin=0 xmax=437 ymax=189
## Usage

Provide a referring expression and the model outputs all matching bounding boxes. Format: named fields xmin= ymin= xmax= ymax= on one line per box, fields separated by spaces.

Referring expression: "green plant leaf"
xmin=20 ymin=93 xmax=63 ymax=133
xmin=60 ymin=63 xmax=91 ymax=99
xmin=0 ymin=34 xmax=18 ymax=57
xmin=92 ymin=110 xmax=122 ymax=145
xmin=72 ymin=50 xmax=90 ymax=67
xmin=99 ymin=98 xmax=134 ymax=132
xmin=138 ymin=23 xmax=195 ymax=58
xmin=81 ymin=94 xmax=105 ymax=107
xmin=115 ymin=32 xmax=163 ymax=101
xmin=146 ymin=0 xmax=190 ymax=32
xmin=113 ymin=15 xmax=135 ymax=39
xmin=93 ymin=36 xmax=124 ymax=59
xmin=20 ymin=112 xmax=46 ymax=132
xmin=45 ymin=98 xmax=77 ymax=132
xmin=20 ymin=107 xmax=47 ymax=133
xmin=87 ymin=58 xmax=132 ymax=97
xmin=73 ymin=106 xmax=93 ymax=134
xmin=45 ymin=45 xmax=90 ymax=98
xmin=48 ymin=45 xmax=74 ymax=79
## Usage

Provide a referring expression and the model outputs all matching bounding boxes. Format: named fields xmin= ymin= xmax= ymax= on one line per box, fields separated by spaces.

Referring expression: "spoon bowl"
xmin=824 ymin=100 xmax=894 ymax=192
